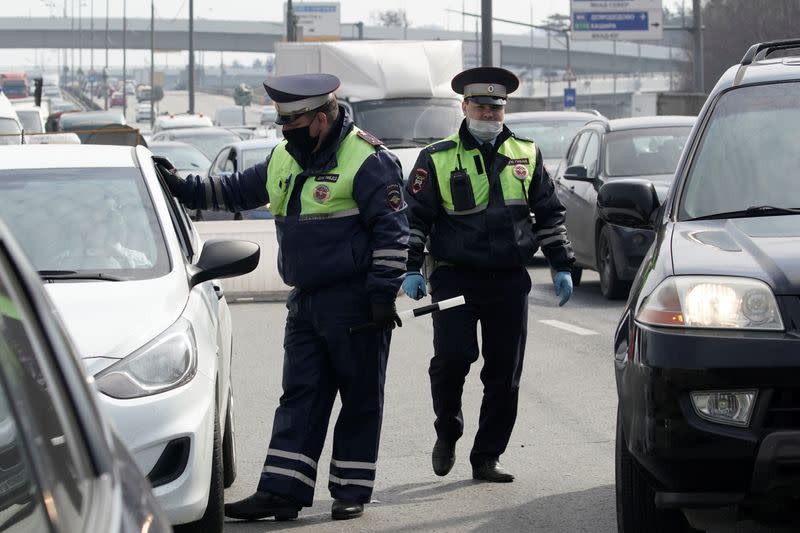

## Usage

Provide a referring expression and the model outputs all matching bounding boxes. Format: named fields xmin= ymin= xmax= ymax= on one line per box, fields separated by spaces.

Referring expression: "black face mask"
xmin=283 ymin=122 xmax=320 ymax=154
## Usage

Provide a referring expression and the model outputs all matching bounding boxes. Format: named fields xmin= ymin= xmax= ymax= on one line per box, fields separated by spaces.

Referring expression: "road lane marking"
xmin=538 ymin=319 xmax=599 ymax=336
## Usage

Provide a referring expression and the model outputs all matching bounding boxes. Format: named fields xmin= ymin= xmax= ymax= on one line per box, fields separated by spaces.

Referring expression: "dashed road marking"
xmin=538 ymin=319 xmax=599 ymax=336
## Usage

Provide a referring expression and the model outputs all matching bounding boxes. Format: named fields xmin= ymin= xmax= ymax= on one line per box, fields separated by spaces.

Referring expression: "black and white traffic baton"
xmin=349 ymin=295 xmax=466 ymax=333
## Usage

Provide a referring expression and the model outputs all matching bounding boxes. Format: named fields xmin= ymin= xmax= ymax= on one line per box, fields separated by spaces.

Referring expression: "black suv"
xmin=603 ymin=40 xmax=800 ymax=531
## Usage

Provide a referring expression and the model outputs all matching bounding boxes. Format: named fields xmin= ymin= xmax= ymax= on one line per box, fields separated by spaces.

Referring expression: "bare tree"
xmin=702 ymin=0 xmax=800 ymax=91
xmin=372 ymin=9 xmax=409 ymax=28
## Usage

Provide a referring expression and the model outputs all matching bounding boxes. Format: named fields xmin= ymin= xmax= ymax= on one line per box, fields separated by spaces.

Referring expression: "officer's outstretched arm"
xmin=528 ymin=147 xmax=575 ymax=272
xmin=352 ymin=149 xmax=410 ymax=302
xmin=169 ymin=160 xmax=270 ymax=213
xmin=404 ymin=150 xmax=440 ymax=273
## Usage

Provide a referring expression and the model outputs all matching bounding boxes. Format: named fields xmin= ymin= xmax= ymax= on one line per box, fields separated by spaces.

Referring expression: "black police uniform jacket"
xmin=174 ymin=106 xmax=409 ymax=302
xmin=405 ymin=119 xmax=574 ymax=272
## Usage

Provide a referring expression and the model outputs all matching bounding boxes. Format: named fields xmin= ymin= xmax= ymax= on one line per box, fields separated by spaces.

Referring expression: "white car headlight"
xmin=95 ymin=318 xmax=197 ymax=399
xmin=636 ymin=276 xmax=784 ymax=330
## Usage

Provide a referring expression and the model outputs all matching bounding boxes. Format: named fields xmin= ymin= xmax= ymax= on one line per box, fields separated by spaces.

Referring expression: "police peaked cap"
xmin=451 ymin=67 xmax=520 ymax=105
xmin=263 ymin=73 xmax=341 ymax=124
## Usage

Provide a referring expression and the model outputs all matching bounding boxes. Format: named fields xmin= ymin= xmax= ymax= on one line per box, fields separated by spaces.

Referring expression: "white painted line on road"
xmin=538 ymin=320 xmax=599 ymax=336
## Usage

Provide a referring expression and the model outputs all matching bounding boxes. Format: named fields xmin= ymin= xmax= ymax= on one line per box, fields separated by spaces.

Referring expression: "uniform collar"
xmin=285 ymin=104 xmax=352 ymax=171
xmin=458 ymin=118 xmax=512 ymax=151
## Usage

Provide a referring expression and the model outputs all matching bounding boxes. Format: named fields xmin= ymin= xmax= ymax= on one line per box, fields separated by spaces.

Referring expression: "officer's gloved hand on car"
xmin=402 ymin=272 xmax=427 ymax=300
xmin=553 ymin=271 xmax=573 ymax=307
xmin=371 ymin=300 xmax=402 ymax=330
xmin=153 ymin=157 xmax=185 ymax=198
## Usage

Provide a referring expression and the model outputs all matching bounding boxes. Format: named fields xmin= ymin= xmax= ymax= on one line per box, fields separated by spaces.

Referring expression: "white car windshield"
xmin=508 ymin=120 xmax=589 ymax=160
xmin=681 ymin=82 xmax=800 ymax=219
xmin=0 ymin=168 xmax=170 ymax=280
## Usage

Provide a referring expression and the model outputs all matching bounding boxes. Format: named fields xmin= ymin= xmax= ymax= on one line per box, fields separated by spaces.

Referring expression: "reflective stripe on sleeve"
xmin=536 ymin=226 xmax=566 ymax=239
xmin=372 ymin=259 xmax=406 ymax=270
xmin=539 ymin=234 xmax=567 ymax=246
xmin=410 ymin=228 xmax=426 ymax=239
xmin=373 ymin=249 xmax=408 ymax=260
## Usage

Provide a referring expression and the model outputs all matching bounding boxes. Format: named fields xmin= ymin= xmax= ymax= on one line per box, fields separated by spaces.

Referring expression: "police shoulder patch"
xmin=356 ymin=129 xmax=383 ymax=146
xmin=387 ymin=183 xmax=403 ymax=211
xmin=426 ymin=140 xmax=457 ymax=154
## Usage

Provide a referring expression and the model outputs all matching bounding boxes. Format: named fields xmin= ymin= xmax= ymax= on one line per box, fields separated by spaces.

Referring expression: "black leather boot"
xmin=432 ymin=438 xmax=456 ymax=476
xmin=472 ymin=459 xmax=514 ymax=483
xmin=224 ymin=491 xmax=301 ymax=521
xmin=331 ymin=499 xmax=364 ymax=520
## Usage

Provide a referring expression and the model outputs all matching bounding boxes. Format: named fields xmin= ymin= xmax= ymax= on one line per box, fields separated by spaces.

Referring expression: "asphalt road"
xmin=222 ymin=260 xmax=794 ymax=533
xmin=87 ymin=90 xmax=265 ymax=129
xmin=223 ymin=263 xmax=622 ymax=533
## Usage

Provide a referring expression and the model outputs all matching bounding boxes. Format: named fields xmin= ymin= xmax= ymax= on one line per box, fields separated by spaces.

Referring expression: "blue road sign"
xmin=573 ymin=11 xmax=650 ymax=32
xmin=564 ymin=88 xmax=576 ymax=109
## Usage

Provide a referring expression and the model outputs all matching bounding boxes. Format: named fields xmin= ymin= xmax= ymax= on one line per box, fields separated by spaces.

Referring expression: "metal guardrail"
xmin=64 ymin=87 xmax=101 ymax=111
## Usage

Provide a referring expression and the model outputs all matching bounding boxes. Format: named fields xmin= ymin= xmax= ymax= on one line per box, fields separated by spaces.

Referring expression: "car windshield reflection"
xmin=0 ymin=168 xmax=170 ymax=280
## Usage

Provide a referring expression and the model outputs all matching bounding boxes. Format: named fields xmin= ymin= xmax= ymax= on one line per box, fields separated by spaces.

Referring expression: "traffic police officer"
xmin=401 ymin=67 xmax=574 ymax=482
xmin=164 ymin=73 xmax=409 ymax=521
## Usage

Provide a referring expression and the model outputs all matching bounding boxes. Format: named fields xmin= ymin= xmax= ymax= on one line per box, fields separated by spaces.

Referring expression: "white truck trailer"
xmin=275 ymin=40 xmax=465 ymax=178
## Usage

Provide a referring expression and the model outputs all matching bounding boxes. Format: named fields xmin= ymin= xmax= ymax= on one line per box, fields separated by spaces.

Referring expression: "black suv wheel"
xmin=616 ymin=408 xmax=699 ymax=533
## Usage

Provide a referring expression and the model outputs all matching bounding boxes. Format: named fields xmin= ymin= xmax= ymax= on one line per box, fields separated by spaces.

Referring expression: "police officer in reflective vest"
xmin=164 ymin=73 xmax=409 ymax=521
xmin=401 ymin=67 xmax=575 ymax=482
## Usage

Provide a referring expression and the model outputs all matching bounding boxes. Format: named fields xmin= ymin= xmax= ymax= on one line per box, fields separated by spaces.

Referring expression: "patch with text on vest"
xmin=315 ymin=174 xmax=339 ymax=183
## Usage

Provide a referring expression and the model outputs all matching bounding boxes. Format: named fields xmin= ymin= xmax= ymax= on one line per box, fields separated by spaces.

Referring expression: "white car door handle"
xmin=212 ymin=282 xmax=224 ymax=300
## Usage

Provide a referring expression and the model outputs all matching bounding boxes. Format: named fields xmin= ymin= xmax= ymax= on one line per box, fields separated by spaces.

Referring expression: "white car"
xmin=0 ymin=144 xmax=260 ymax=532
xmin=153 ymin=113 xmax=213 ymax=133
xmin=135 ymin=102 xmax=153 ymax=123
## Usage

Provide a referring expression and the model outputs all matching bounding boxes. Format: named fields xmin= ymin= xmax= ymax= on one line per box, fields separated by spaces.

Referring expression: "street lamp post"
xmin=189 ymin=0 xmax=195 ymax=114
xmin=481 ymin=0 xmax=492 ymax=67
xmin=150 ymin=0 xmax=155 ymax=128
xmin=122 ymin=0 xmax=127 ymax=117
xmin=90 ymin=0 xmax=94 ymax=101
xmin=104 ymin=0 xmax=108 ymax=109
xmin=70 ymin=0 xmax=75 ymax=86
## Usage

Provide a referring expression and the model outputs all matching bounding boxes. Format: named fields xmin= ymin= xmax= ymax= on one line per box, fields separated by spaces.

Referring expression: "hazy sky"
xmin=5 ymin=0 xmax=688 ymax=69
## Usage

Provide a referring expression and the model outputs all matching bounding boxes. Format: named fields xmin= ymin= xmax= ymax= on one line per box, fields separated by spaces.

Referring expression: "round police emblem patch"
xmin=313 ymin=184 xmax=331 ymax=203
xmin=513 ymin=164 xmax=528 ymax=180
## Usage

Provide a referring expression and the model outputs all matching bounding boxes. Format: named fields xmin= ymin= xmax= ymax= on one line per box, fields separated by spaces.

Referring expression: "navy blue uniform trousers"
xmin=257 ymin=278 xmax=390 ymax=506
xmin=429 ymin=266 xmax=530 ymax=467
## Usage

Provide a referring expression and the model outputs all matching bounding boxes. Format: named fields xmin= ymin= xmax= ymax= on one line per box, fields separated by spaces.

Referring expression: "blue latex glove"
xmin=554 ymin=271 xmax=573 ymax=307
xmin=402 ymin=272 xmax=427 ymax=300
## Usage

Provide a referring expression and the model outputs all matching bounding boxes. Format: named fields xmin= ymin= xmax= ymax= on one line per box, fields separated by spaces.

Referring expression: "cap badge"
xmin=487 ymin=85 xmax=495 ymax=93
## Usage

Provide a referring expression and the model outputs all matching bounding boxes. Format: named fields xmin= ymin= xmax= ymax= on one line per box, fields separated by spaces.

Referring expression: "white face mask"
xmin=467 ymin=117 xmax=503 ymax=142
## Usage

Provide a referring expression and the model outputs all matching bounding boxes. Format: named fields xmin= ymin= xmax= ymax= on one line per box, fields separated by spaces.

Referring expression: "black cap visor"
xmin=467 ymin=95 xmax=507 ymax=106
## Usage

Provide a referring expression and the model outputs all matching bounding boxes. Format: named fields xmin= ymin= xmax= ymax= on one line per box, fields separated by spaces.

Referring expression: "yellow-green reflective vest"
xmin=266 ymin=127 xmax=377 ymax=219
xmin=430 ymin=132 xmax=536 ymax=215
xmin=424 ymin=133 xmax=540 ymax=268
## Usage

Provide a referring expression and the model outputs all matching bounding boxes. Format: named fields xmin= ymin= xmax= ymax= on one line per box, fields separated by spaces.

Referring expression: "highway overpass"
xmin=0 ymin=17 xmax=689 ymax=75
